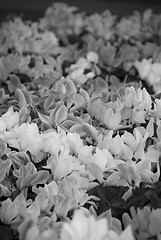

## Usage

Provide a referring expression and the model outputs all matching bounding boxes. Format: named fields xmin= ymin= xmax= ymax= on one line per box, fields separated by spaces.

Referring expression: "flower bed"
xmin=0 ymin=2 xmax=161 ymax=240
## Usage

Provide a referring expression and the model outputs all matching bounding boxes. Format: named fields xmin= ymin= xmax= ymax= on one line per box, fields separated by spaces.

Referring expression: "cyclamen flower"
xmin=0 ymin=107 xmax=19 ymax=133
xmin=55 ymin=179 xmax=93 ymax=219
xmin=0 ymin=193 xmax=26 ymax=227
xmin=134 ymin=58 xmax=152 ymax=79
xmin=43 ymin=131 xmax=84 ymax=179
xmin=123 ymin=206 xmax=161 ymax=239
xmin=34 ymin=180 xmax=59 ymax=211
xmin=116 ymin=13 xmax=141 ymax=40
xmin=42 ymin=130 xmax=69 ymax=157
xmin=135 ymin=58 xmax=161 ymax=93
xmin=85 ymin=11 xmax=116 ymax=40
xmin=67 ymin=51 xmax=100 ymax=85
xmin=43 ymin=130 xmax=84 ymax=158
xmin=88 ymin=99 xmax=122 ymax=130
xmin=1 ymin=106 xmax=19 ymax=130
xmin=121 ymin=127 xmax=148 ymax=154
xmin=1 ymin=123 xmax=43 ymax=157
xmin=60 ymin=208 xmax=134 ymax=240
xmin=123 ymin=86 xmax=152 ymax=112
xmin=31 ymin=31 xmax=58 ymax=54
xmin=98 ymin=130 xmax=123 ymax=156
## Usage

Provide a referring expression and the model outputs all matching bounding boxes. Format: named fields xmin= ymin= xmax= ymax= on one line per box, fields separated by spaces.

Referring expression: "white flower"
xmin=147 ymin=62 xmax=161 ymax=83
xmin=116 ymin=14 xmax=141 ymax=40
xmin=0 ymin=107 xmax=19 ymax=134
xmin=134 ymin=59 xmax=161 ymax=93
xmin=60 ymin=208 xmax=134 ymax=240
xmin=43 ymin=130 xmax=70 ymax=157
xmin=0 ymin=193 xmax=26 ymax=226
xmin=54 ymin=152 xmax=81 ymax=180
xmin=134 ymin=58 xmax=152 ymax=79
xmin=2 ymin=106 xmax=19 ymax=130
xmin=67 ymin=52 xmax=99 ymax=85
xmin=146 ymin=62 xmax=161 ymax=92
xmin=43 ymin=131 xmax=84 ymax=157
xmin=2 ymin=123 xmax=43 ymax=156
xmin=98 ymin=130 xmax=123 ymax=156
xmin=66 ymin=132 xmax=84 ymax=155
xmin=87 ymin=51 xmax=99 ymax=64
xmin=32 ymin=31 xmax=58 ymax=53
xmin=123 ymin=86 xmax=152 ymax=112
xmin=121 ymin=128 xmax=147 ymax=153
xmin=0 ymin=118 xmax=6 ymax=133
xmin=123 ymin=206 xmax=161 ymax=239
xmin=60 ymin=208 xmax=108 ymax=240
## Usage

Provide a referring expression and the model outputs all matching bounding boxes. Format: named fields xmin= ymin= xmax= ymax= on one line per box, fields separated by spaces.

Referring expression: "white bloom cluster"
xmin=135 ymin=58 xmax=161 ymax=93
xmin=0 ymin=18 xmax=58 ymax=54
xmin=0 ymin=107 xmax=19 ymax=133
xmin=61 ymin=208 xmax=134 ymax=240
xmin=123 ymin=206 xmax=161 ymax=239
xmin=66 ymin=51 xmax=100 ymax=85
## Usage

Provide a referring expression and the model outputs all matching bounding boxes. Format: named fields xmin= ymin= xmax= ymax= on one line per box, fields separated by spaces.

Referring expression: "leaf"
xmin=70 ymin=124 xmax=86 ymax=137
xmin=41 ymin=122 xmax=52 ymax=132
xmin=61 ymin=120 xmax=78 ymax=129
xmin=87 ymin=185 xmax=127 ymax=217
xmin=19 ymin=107 xmax=30 ymax=125
xmin=67 ymin=92 xmax=75 ymax=109
xmin=0 ymin=225 xmax=13 ymax=240
xmin=80 ymin=88 xmax=90 ymax=102
xmin=23 ymin=173 xmax=38 ymax=188
xmin=36 ymin=110 xmax=50 ymax=125
xmin=65 ymin=79 xmax=77 ymax=95
xmin=43 ymin=94 xmax=55 ymax=111
xmin=7 ymin=74 xmax=20 ymax=93
xmin=0 ymin=139 xmax=7 ymax=157
xmin=55 ymin=105 xmax=67 ymax=124
xmin=82 ymin=123 xmax=98 ymax=141
xmin=33 ymin=170 xmax=49 ymax=185
xmin=0 ymin=184 xmax=11 ymax=197
xmin=15 ymin=88 xmax=27 ymax=108
xmin=0 ymin=88 xmax=5 ymax=102
xmin=0 ymin=159 xmax=12 ymax=182
xmin=74 ymin=93 xmax=85 ymax=107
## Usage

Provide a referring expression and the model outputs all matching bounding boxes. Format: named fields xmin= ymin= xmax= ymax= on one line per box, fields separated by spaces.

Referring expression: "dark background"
xmin=0 ymin=0 xmax=161 ymax=21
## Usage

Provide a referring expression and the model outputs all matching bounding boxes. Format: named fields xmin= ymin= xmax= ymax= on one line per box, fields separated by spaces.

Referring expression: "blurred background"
xmin=0 ymin=0 xmax=161 ymax=21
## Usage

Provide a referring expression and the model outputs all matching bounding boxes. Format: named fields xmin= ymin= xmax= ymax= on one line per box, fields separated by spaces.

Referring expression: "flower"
xmin=0 ymin=106 xmax=19 ymax=134
xmin=66 ymin=52 xmax=100 ymax=85
xmin=1 ymin=123 xmax=43 ymax=157
xmin=147 ymin=62 xmax=161 ymax=92
xmin=60 ymin=208 xmax=134 ymax=240
xmin=42 ymin=130 xmax=69 ymax=157
xmin=123 ymin=86 xmax=152 ymax=112
xmin=0 ymin=118 xmax=6 ymax=133
xmin=60 ymin=208 xmax=108 ymax=240
xmin=0 ymin=193 xmax=26 ymax=227
xmin=134 ymin=58 xmax=161 ymax=93
xmin=85 ymin=11 xmax=116 ymax=40
xmin=134 ymin=58 xmax=152 ymax=79
xmin=121 ymin=127 xmax=148 ymax=154
xmin=116 ymin=13 xmax=141 ymax=40
xmin=1 ymin=106 xmax=19 ymax=130
xmin=86 ymin=51 xmax=99 ymax=64
xmin=123 ymin=206 xmax=161 ymax=239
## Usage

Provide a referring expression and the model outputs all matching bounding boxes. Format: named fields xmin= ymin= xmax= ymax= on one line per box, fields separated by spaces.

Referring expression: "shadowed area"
xmin=0 ymin=0 xmax=161 ymax=21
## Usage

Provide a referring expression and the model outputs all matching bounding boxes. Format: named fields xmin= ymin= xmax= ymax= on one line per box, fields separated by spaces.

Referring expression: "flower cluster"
xmin=0 ymin=2 xmax=161 ymax=240
xmin=135 ymin=58 xmax=161 ymax=93
xmin=123 ymin=206 xmax=161 ymax=239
